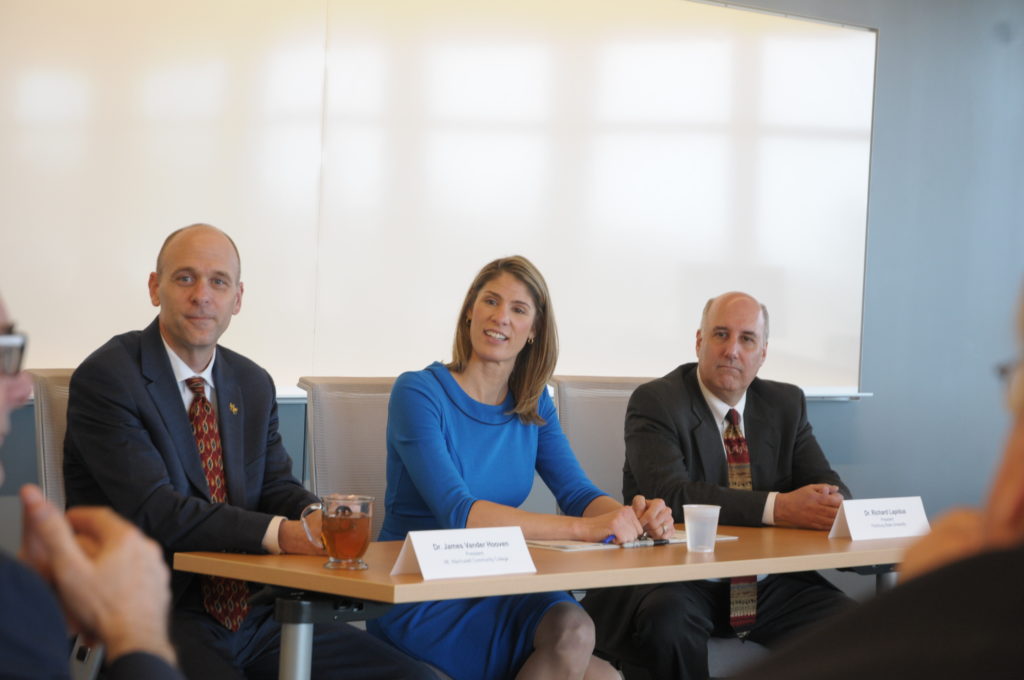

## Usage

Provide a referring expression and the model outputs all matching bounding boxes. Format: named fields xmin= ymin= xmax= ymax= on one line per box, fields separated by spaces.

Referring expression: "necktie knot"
xmin=186 ymin=376 xmax=205 ymax=397
xmin=726 ymin=408 xmax=740 ymax=427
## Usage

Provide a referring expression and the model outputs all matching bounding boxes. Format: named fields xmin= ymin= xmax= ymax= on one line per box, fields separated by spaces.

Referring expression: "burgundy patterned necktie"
xmin=724 ymin=408 xmax=757 ymax=638
xmin=186 ymin=377 xmax=250 ymax=631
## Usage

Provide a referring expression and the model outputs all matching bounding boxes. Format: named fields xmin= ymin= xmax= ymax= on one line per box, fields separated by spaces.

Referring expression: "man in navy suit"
xmin=584 ymin=292 xmax=852 ymax=679
xmin=1 ymin=293 xmax=182 ymax=679
xmin=63 ymin=224 xmax=433 ymax=679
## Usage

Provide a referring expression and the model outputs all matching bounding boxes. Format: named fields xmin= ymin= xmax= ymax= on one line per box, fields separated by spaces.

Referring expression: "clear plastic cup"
xmin=683 ymin=504 xmax=721 ymax=553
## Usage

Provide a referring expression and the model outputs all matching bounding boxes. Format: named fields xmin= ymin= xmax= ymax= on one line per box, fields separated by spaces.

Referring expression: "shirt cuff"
xmin=762 ymin=491 xmax=778 ymax=525
xmin=262 ymin=516 xmax=286 ymax=554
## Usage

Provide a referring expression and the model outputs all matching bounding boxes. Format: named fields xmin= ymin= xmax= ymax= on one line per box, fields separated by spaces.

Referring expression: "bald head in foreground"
xmin=735 ymin=289 xmax=1024 ymax=680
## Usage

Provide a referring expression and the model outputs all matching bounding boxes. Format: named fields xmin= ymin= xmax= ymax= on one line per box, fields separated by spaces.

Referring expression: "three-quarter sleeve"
xmin=387 ymin=371 xmax=481 ymax=529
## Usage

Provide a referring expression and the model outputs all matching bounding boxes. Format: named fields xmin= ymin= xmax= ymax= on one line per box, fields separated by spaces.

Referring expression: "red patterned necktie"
xmin=724 ymin=408 xmax=757 ymax=638
xmin=186 ymin=377 xmax=250 ymax=632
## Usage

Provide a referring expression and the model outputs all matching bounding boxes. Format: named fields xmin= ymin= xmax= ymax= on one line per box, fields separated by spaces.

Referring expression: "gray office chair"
xmin=550 ymin=375 xmax=770 ymax=679
xmin=297 ymin=377 xmax=395 ymax=542
xmin=29 ymin=369 xmax=73 ymax=509
xmin=28 ymin=368 xmax=104 ymax=680
xmin=297 ymin=376 xmax=458 ymax=679
xmin=550 ymin=375 xmax=650 ymax=501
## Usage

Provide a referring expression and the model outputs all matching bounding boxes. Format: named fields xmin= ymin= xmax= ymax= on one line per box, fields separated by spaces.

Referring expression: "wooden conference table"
xmin=175 ymin=526 xmax=914 ymax=680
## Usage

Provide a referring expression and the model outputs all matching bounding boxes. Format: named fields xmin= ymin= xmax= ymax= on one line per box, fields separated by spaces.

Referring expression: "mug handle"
xmin=300 ymin=502 xmax=324 ymax=549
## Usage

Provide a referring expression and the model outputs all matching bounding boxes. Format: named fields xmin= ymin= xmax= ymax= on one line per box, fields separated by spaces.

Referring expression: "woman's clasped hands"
xmin=577 ymin=495 xmax=675 ymax=544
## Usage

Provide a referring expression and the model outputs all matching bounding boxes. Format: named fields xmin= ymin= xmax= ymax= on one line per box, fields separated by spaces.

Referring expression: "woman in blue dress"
xmin=368 ymin=256 xmax=674 ymax=680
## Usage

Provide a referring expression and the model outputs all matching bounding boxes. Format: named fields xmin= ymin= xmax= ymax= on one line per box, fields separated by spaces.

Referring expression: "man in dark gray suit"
xmin=584 ymin=292 xmax=852 ymax=679
xmin=63 ymin=224 xmax=433 ymax=680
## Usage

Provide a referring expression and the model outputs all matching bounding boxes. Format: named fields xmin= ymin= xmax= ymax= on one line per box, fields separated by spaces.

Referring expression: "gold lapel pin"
xmin=229 ymin=402 xmax=239 ymax=415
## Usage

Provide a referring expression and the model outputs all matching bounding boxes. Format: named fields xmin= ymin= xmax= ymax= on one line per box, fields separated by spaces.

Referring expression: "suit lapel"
xmin=682 ymin=369 xmax=728 ymax=486
xmin=742 ymin=384 xmax=778 ymax=490
xmin=139 ymin=320 xmax=212 ymax=501
xmin=213 ymin=354 xmax=246 ymax=506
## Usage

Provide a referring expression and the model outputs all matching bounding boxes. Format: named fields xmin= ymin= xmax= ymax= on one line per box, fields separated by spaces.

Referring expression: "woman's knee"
xmin=537 ymin=603 xmax=596 ymax=660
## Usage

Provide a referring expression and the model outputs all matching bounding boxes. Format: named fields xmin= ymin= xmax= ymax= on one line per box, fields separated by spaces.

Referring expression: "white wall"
xmin=0 ymin=0 xmax=874 ymax=395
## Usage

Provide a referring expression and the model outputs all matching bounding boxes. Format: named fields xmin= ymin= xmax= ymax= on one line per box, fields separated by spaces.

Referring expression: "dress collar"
xmin=427 ymin=362 xmax=517 ymax=425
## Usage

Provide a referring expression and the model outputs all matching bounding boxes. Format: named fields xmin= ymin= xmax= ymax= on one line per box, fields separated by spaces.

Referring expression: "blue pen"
xmin=601 ymin=534 xmax=616 ymax=544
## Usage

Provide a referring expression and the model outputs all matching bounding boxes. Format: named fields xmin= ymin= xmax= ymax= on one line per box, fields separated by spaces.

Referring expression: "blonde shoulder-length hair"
xmin=447 ymin=256 xmax=557 ymax=425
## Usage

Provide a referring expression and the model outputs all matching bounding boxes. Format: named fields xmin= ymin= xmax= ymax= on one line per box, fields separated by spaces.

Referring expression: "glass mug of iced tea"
xmin=300 ymin=494 xmax=373 ymax=570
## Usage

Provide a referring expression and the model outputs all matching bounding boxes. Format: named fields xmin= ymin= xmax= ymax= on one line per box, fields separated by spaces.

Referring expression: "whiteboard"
xmin=0 ymin=0 xmax=875 ymax=396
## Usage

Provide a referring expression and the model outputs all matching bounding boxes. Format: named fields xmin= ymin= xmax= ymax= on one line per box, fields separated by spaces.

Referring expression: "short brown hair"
xmin=448 ymin=256 xmax=557 ymax=425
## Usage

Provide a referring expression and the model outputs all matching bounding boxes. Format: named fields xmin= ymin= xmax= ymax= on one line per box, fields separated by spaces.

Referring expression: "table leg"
xmin=279 ymin=621 xmax=314 ymax=680
xmin=875 ymin=569 xmax=899 ymax=592
xmin=266 ymin=589 xmax=393 ymax=680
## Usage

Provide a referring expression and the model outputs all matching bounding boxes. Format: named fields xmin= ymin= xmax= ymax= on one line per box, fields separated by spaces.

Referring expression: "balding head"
xmin=701 ymin=292 xmax=769 ymax=345
xmin=156 ymin=223 xmax=240 ymax=280
xmin=148 ymin=224 xmax=244 ymax=372
xmin=695 ymin=292 xmax=769 ymax=406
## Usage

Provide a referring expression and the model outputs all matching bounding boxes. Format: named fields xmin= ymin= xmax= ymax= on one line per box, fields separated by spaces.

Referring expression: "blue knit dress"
xmin=368 ymin=362 xmax=606 ymax=680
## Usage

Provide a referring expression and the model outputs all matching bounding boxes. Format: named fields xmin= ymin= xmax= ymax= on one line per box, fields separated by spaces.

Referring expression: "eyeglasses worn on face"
xmin=0 ymin=329 xmax=27 ymax=376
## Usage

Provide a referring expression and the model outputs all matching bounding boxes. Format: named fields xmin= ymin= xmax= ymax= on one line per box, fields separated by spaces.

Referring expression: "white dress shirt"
xmin=160 ymin=337 xmax=285 ymax=553
xmin=695 ymin=371 xmax=777 ymax=526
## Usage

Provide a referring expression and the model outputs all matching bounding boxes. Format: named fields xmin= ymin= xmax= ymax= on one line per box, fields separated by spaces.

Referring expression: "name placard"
xmin=829 ymin=497 xmax=930 ymax=540
xmin=391 ymin=526 xmax=536 ymax=580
